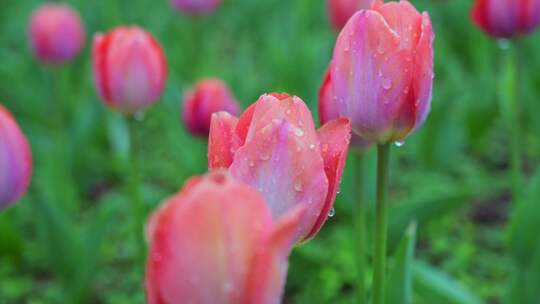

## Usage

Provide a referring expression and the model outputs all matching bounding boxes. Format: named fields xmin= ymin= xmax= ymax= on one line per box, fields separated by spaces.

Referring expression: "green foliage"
xmin=1 ymin=0 xmax=540 ymax=302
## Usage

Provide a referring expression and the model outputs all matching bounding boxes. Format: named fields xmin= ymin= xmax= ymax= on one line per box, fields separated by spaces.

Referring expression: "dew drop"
xmin=134 ymin=111 xmax=145 ymax=122
xmin=260 ymin=152 xmax=270 ymax=161
xmin=382 ymin=78 xmax=392 ymax=90
xmin=309 ymin=143 xmax=315 ymax=150
xmin=286 ymin=109 xmax=292 ymax=115
xmin=498 ymin=39 xmax=510 ymax=50
xmin=294 ymin=128 xmax=304 ymax=137
xmin=376 ymin=44 xmax=385 ymax=54
xmin=294 ymin=180 xmax=303 ymax=192
xmin=328 ymin=208 xmax=335 ymax=217
xmin=395 ymin=140 xmax=405 ymax=147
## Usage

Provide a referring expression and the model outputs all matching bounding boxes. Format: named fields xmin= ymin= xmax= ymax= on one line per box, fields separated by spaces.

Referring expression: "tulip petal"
xmin=411 ymin=13 xmax=434 ymax=131
xmin=303 ymin=118 xmax=351 ymax=241
xmin=229 ymin=94 xmax=328 ymax=240
xmin=245 ymin=206 xmax=304 ymax=304
xmin=146 ymin=171 xmax=275 ymax=304
xmin=208 ymin=111 xmax=240 ymax=169
xmin=332 ymin=10 xmax=413 ymax=142
xmin=371 ymin=0 xmax=423 ymax=50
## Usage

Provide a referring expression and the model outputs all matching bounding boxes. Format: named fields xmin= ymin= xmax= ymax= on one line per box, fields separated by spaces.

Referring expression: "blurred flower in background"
xmin=92 ymin=26 xmax=168 ymax=114
xmin=0 ymin=105 xmax=32 ymax=210
xmin=327 ymin=0 xmax=373 ymax=30
xmin=28 ymin=3 xmax=85 ymax=65
xmin=170 ymin=0 xmax=222 ymax=15
xmin=208 ymin=93 xmax=351 ymax=242
xmin=319 ymin=65 xmax=373 ymax=150
xmin=145 ymin=170 xmax=303 ymax=304
xmin=331 ymin=0 xmax=434 ymax=144
xmin=182 ymin=78 xmax=240 ymax=137
xmin=471 ymin=0 xmax=540 ymax=39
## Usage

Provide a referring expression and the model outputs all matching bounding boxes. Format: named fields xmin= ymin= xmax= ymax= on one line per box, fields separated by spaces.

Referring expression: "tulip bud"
xmin=331 ymin=0 xmax=434 ymax=144
xmin=92 ymin=27 xmax=167 ymax=114
xmin=327 ymin=0 xmax=373 ymax=30
xmin=146 ymin=170 xmax=303 ymax=304
xmin=471 ymin=0 xmax=540 ymax=39
xmin=182 ymin=78 xmax=240 ymax=137
xmin=319 ymin=65 xmax=373 ymax=150
xmin=170 ymin=0 xmax=222 ymax=15
xmin=208 ymin=93 xmax=351 ymax=242
xmin=28 ymin=4 xmax=85 ymax=65
xmin=0 ymin=105 xmax=32 ymax=210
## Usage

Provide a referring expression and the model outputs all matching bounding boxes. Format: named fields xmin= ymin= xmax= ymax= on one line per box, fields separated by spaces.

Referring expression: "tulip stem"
xmin=353 ymin=150 xmax=367 ymax=303
xmin=509 ymin=43 xmax=523 ymax=203
xmin=373 ymin=143 xmax=390 ymax=304
xmin=127 ymin=117 xmax=146 ymax=268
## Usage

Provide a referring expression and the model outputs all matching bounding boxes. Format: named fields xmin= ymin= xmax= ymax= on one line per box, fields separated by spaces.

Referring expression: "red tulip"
xmin=170 ymin=0 xmax=222 ymax=15
xmin=208 ymin=93 xmax=351 ymax=242
xmin=28 ymin=4 xmax=85 ymax=64
xmin=92 ymin=27 xmax=167 ymax=114
xmin=145 ymin=170 xmax=303 ymax=304
xmin=319 ymin=65 xmax=373 ymax=150
xmin=0 ymin=105 xmax=32 ymax=210
xmin=327 ymin=0 xmax=374 ymax=30
xmin=471 ymin=0 xmax=540 ymax=38
xmin=182 ymin=78 xmax=240 ymax=137
xmin=331 ymin=0 xmax=434 ymax=144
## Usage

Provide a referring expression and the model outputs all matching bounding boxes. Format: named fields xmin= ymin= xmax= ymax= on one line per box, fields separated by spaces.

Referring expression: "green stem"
xmin=353 ymin=150 xmax=366 ymax=304
xmin=509 ymin=45 xmax=522 ymax=203
xmin=127 ymin=117 xmax=145 ymax=267
xmin=373 ymin=143 xmax=390 ymax=304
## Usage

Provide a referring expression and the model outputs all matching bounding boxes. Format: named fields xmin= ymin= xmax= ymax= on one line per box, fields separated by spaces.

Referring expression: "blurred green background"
xmin=1 ymin=0 xmax=540 ymax=303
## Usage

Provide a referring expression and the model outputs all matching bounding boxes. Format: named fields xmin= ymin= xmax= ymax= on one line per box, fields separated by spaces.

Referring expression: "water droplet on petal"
xmin=328 ymin=208 xmax=335 ymax=217
xmin=309 ymin=143 xmax=315 ymax=150
xmin=395 ymin=140 xmax=405 ymax=147
xmin=382 ymin=78 xmax=392 ymax=90
xmin=294 ymin=128 xmax=304 ymax=137
xmin=260 ymin=152 xmax=270 ymax=161
xmin=294 ymin=180 xmax=303 ymax=192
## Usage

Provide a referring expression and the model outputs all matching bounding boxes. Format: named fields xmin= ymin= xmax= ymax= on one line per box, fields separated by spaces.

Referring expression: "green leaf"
xmin=386 ymin=221 xmax=417 ymax=304
xmin=413 ymin=262 xmax=482 ymax=304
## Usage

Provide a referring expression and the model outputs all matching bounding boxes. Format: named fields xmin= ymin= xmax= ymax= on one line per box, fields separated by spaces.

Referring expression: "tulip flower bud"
xmin=170 ymin=0 xmax=222 ymax=15
xmin=331 ymin=0 xmax=434 ymax=144
xmin=319 ymin=65 xmax=373 ymax=150
xmin=182 ymin=78 xmax=240 ymax=137
xmin=92 ymin=27 xmax=167 ymax=114
xmin=208 ymin=93 xmax=351 ymax=242
xmin=471 ymin=0 xmax=540 ymax=39
xmin=0 ymin=105 xmax=32 ymax=210
xmin=327 ymin=0 xmax=374 ymax=30
xmin=146 ymin=170 xmax=303 ymax=304
xmin=28 ymin=4 xmax=85 ymax=65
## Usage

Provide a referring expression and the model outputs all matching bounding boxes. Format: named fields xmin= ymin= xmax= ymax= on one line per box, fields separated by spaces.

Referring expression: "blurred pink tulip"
xmin=0 ymin=105 xmax=32 ymax=210
xmin=28 ymin=4 xmax=85 ymax=65
xmin=92 ymin=27 xmax=167 ymax=114
xmin=208 ymin=93 xmax=351 ymax=242
xmin=319 ymin=65 xmax=373 ymax=150
xmin=182 ymin=78 xmax=240 ymax=137
xmin=145 ymin=170 xmax=303 ymax=304
xmin=471 ymin=0 xmax=540 ymax=38
xmin=331 ymin=0 xmax=434 ymax=144
xmin=170 ymin=0 xmax=222 ymax=15
xmin=327 ymin=0 xmax=373 ymax=30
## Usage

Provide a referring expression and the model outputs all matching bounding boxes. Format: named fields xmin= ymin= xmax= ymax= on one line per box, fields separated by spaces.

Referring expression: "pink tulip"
xmin=170 ymin=0 xmax=222 ymax=15
xmin=182 ymin=78 xmax=240 ymax=137
xmin=471 ymin=0 xmax=540 ymax=38
xmin=327 ymin=0 xmax=374 ymax=30
xmin=145 ymin=170 xmax=303 ymax=304
xmin=331 ymin=0 xmax=434 ymax=144
xmin=319 ymin=65 xmax=373 ymax=150
xmin=92 ymin=27 xmax=167 ymax=114
xmin=208 ymin=93 xmax=351 ymax=242
xmin=28 ymin=4 xmax=85 ymax=65
xmin=0 ymin=105 xmax=32 ymax=210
